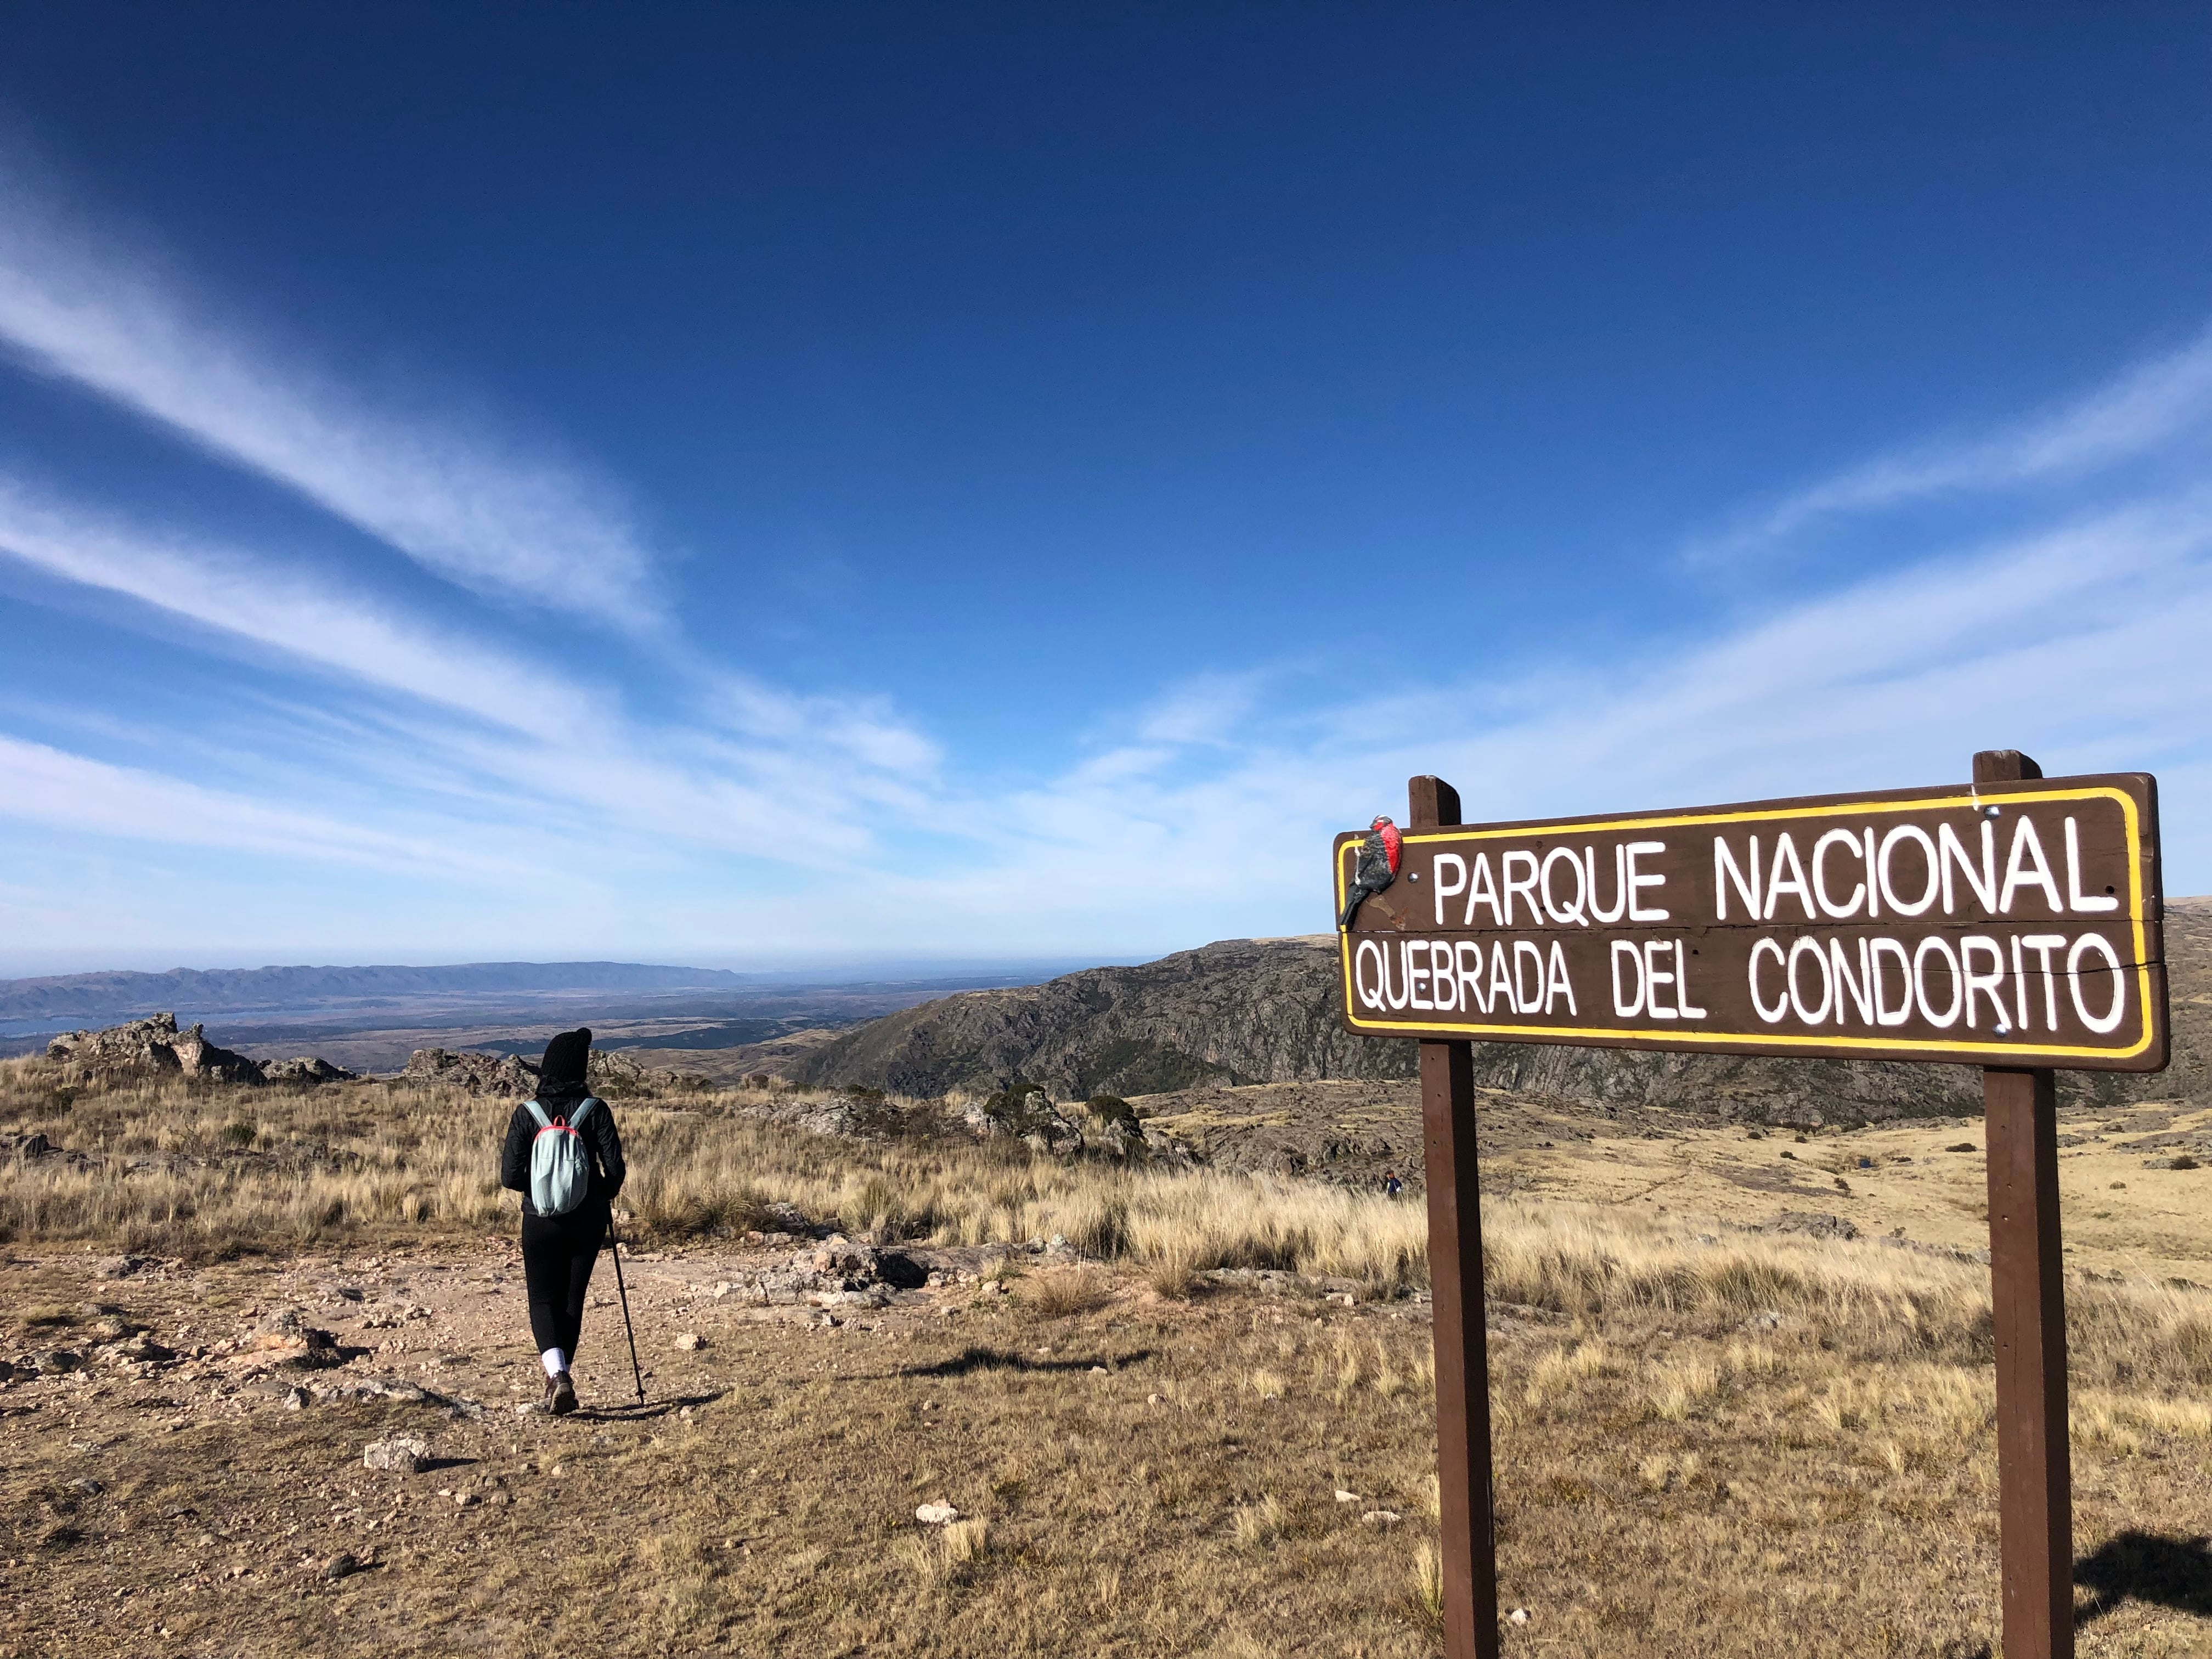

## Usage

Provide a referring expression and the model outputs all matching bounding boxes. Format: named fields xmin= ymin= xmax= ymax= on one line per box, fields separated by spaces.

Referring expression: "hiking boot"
xmin=550 ymin=1370 xmax=578 ymax=1415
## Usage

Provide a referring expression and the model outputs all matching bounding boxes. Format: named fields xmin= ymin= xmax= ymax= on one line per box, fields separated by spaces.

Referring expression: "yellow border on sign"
xmin=1335 ymin=785 xmax=2155 ymax=1063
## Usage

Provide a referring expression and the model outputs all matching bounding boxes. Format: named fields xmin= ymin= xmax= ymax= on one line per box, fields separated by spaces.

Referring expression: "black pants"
xmin=521 ymin=1207 xmax=605 ymax=1362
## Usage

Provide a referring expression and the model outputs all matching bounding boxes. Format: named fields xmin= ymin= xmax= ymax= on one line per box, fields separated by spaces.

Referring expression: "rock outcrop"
xmin=947 ymin=1083 xmax=1155 ymax=1158
xmin=258 ymin=1056 xmax=357 ymax=1085
xmin=708 ymin=1237 xmax=929 ymax=1308
xmin=399 ymin=1048 xmax=540 ymax=1097
xmin=398 ymin=1045 xmax=702 ymax=1098
xmin=46 ymin=1012 xmax=353 ymax=1087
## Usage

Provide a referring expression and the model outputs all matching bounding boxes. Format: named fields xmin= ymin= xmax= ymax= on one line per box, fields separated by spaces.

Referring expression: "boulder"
xmin=586 ymin=1049 xmax=699 ymax=1098
xmin=362 ymin=1436 xmax=430 ymax=1475
xmin=167 ymin=1023 xmax=266 ymax=1085
xmin=1087 ymin=1113 xmax=1147 ymax=1161
xmin=261 ymin=1056 xmax=358 ymax=1085
xmin=241 ymin=1308 xmax=341 ymax=1369
xmin=711 ymin=1239 xmax=926 ymax=1306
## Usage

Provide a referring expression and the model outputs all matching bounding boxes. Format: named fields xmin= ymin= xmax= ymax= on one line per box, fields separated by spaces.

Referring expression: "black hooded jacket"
xmin=498 ymin=1027 xmax=626 ymax=1220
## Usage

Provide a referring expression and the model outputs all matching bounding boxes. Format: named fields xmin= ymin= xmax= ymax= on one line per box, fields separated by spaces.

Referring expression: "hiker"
xmin=1381 ymin=1170 xmax=1404 ymax=1199
xmin=499 ymin=1027 xmax=625 ymax=1415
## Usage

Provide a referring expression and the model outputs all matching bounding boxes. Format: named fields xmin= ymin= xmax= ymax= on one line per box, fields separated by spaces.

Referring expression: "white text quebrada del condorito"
xmin=1350 ymin=810 xmax=2138 ymax=1039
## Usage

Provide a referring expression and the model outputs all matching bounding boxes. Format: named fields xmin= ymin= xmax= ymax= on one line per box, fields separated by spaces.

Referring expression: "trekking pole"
xmin=606 ymin=1216 xmax=646 ymax=1404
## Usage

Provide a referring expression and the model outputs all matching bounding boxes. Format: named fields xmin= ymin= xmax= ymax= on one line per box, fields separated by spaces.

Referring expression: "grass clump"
xmin=1024 ymin=1267 xmax=1113 ymax=1319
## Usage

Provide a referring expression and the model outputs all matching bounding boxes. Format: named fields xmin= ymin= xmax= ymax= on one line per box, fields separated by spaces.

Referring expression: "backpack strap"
xmin=568 ymin=1097 xmax=598 ymax=1132
xmin=523 ymin=1100 xmax=554 ymax=1130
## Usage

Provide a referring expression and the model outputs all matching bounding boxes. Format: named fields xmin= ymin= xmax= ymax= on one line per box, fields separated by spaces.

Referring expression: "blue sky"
xmin=0 ymin=4 xmax=2205 ymax=974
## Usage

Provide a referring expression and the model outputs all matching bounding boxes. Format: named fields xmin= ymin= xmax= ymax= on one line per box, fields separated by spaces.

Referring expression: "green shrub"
xmin=1084 ymin=1095 xmax=1138 ymax=1126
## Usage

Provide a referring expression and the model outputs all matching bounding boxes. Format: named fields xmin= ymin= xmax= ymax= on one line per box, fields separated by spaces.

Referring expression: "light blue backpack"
xmin=523 ymin=1097 xmax=600 ymax=1216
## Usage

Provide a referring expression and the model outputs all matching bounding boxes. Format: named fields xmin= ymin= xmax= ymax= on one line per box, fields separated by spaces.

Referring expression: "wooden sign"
xmin=1334 ymin=772 xmax=2164 ymax=1070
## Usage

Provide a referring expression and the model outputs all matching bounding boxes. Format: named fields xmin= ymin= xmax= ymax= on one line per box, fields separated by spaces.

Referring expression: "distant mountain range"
xmin=0 ymin=961 xmax=759 ymax=1026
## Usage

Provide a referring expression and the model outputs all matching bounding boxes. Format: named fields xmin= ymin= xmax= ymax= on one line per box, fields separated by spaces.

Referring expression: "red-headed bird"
xmin=1338 ymin=815 xmax=1402 ymax=928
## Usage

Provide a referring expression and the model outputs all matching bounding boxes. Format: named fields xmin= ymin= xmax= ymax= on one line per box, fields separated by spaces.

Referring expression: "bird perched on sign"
xmin=1339 ymin=815 xmax=1402 ymax=928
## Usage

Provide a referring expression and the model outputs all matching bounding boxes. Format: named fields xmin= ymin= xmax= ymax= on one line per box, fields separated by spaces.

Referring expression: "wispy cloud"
xmin=0 ymin=477 xmax=935 ymax=861
xmin=0 ymin=462 xmax=2202 ymax=963
xmin=0 ymin=731 xmax=520 ymax=877
xmin=808 ymin=490 xmax=2211 ymax=956
xmin=0 ymin=480 xmax=597 ymax=739
xmin=0 ymin=162 xmax=663 ymax=627
xmin=1711 ymin=321 xmax=2212 ymax=553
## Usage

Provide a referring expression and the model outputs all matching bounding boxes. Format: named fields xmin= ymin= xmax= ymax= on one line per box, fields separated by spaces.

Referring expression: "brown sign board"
xmin=1334 ymin=772 xmax=2166 ymax=1071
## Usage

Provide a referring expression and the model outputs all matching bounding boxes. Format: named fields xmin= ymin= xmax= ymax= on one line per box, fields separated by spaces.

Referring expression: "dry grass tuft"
xmin=1523 ymin=1336 xmax=1612 ymax=1407
xmin=1024 ymin=1267 xmax=1113 ymax=1319
xmin=1409 ymin=1539 xmax=1446 ymax=1629
xmin=1647 ymin=1355 xmax=1723 ymax=1423
xmin=1231 ymin=1494 xmax=1286 ymax=1550
xmin=1145 ymin=1251 xmax=1202 ymax=1301
xmin=896 ymin=1516 xmax=991 ymax=1589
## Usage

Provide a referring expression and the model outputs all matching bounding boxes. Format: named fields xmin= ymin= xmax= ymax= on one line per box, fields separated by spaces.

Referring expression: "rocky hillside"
xmin=789 ymin=938 xmax=1414 ymax=1099
xmin=788 ymin=904 xmax=2212 ymax=1127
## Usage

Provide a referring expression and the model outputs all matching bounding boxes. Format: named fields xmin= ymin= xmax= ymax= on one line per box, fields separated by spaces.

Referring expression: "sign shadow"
xmin=892 ymin=1346 xmax=1159 ymax=1380
xmin=2075 ymin=1530 xmax=2212 ymax=1624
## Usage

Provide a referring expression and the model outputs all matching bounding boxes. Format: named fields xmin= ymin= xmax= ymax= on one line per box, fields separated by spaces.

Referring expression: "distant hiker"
xmin=1381 ymin=1170 xmax=1404 ymax=1199
xmin=499 ymin=1027 xmax=625 ymax=1415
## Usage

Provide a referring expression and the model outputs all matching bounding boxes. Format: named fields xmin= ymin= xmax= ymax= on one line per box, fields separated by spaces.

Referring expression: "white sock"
xmin=541 ymin=1347 xmax=567 ymax=1379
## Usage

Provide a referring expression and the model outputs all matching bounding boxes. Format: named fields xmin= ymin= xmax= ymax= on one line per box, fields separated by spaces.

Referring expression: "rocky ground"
xmin=7 ymin=1201 xmax=2212 ymax=1658
xmin=8 ymin=990 xmax=2212 ymax=1656
xmin=0 ymin=1234 xmax=1442 ymax=1658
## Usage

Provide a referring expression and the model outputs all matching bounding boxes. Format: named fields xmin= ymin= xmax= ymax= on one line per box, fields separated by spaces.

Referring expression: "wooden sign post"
xmin=1335 ymin=759 xmax=2166 ymax=1658
xmin=1409 ymin=775 xmax=1500 ymax=1659
xmin=1976 ymin=749 xmax=2074 ymax=1659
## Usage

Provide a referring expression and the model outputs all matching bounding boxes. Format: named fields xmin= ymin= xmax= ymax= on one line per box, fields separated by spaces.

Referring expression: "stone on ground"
xmin=363 ymin=1435 xmax=430 ymax=1474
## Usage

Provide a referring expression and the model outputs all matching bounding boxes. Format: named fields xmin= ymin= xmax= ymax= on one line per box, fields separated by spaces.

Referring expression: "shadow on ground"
xmin=575 ymin=1391 xmax=725 ymax=1422
xmin=2076 ymin=1531 xmax=2212 ymax=1624
xmin=894 ymin=1346 xmax=1159 ymax=1379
